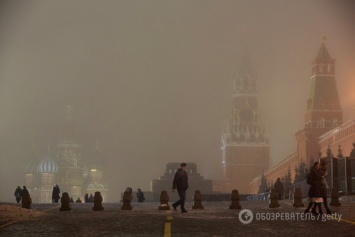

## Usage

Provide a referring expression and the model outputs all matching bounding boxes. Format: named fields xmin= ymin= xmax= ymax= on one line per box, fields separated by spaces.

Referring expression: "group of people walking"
xmin=84 ymin=193 xmax=94 ymax=203
xmin=70 ymin=197 xmax=83 ymax=203
xmin=14 ymin=184 xmax=61 ymax=204
xmin=305 ymin=160 xmax=332 ymax=215
xmin=124 ymin=187 xmax=146 ymax=203
xmin=13 ymin=186 xmax=29 ymax=203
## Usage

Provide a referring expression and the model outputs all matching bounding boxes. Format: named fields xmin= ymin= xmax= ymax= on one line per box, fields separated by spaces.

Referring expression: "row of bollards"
xmin=20 ymin=188 xmax=341 ymax=211
xmin=20 ymin=191 xmax=104 ymax=211
xmin=59 ymin=191 xmax=104 ymax=211
xmin=156 ymin=189 xmax=242 ymax=211
xmin=269 ymin=187 xmax=341 ymax=208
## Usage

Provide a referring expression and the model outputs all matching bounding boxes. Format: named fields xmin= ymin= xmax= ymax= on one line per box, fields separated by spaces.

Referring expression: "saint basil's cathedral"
xmin=23 ymin=105 xmax=109 ymax=203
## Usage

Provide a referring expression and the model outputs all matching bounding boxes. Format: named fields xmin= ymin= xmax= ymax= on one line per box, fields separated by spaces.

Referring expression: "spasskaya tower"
xmin=221 ymin=51 xmax=270 ymax=193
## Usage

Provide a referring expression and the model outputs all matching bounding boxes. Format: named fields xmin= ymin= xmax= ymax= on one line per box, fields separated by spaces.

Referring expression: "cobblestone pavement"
xmin=1 ymin=200 xmax=355 ymax=237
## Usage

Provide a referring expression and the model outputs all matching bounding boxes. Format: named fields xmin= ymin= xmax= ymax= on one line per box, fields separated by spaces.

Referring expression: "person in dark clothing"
xmin=137 ymin=188 xmax=145 ymax=202
xmin=70 ymin=197 xmax=74 ymax=203
xmin=75 ymin=197 xmax=82 ymax=203
xmin=274 ymin=178 xmax=284 ymax=200
xmin=172 ymin=163 xmax=189 ymax=213
xmin=84 ymin=193 xmax=89 ymax=203
xmin=126 ymin=187 xmax=133 ymax=195
xmin=52 ymin=184 xmax=61 ymax=203
xmin=88 ymin=194 xmax=94 ymax=203
xmin=304 ymin=162 xmax=323 ymax=215
xmin=22 ymin=186 xmax=29 ymax=196
xmin=14 ymin=186 xmax=22 ymax=203
xmin=315 ymin=160 xmax=332 ymax=214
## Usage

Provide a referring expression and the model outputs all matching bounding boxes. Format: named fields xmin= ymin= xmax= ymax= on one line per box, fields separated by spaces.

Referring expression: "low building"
xmin=151 ymin=163 xmax=214 ymax=201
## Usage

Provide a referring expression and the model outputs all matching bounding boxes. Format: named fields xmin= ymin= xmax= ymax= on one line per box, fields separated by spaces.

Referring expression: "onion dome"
xmin=23 ymin=139 xmax=41 ymax=174
xmin=37 ymin=155 xmax=58 ymax=173
xmin=24 ymin=150 xmax=39 ymax=174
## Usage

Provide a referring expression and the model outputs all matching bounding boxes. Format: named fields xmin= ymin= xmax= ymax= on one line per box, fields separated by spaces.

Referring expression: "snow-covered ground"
xmin=0 ymin=204 xmax=44 ymax=222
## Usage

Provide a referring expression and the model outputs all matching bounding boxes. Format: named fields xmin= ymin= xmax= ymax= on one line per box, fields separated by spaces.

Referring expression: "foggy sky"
xmin=1 ymin=0 xmax=355 ymax=201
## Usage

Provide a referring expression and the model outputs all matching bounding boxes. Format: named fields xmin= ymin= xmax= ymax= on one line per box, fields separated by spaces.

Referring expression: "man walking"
xmin=172 ymin=163 xmax=188 ymax=213
xmin=14 ymin=186 xmax=22 ymax=203
xmin=52 ymin=184 xmax=61 ymax=203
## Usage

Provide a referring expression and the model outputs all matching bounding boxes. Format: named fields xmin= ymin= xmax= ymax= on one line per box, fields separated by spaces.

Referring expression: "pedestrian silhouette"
xmin=88 ymin=194 xmax=94 ymax=203
xmin=14 ymin=186 xmax=22 ymax=203
xmin=172 ymin=163 xmax=189 ymax=213
xmin=84 ymin=193 xmax=89 ymax=203
xmin=52 ymin=184 xmax=61 ymax=203
xmin=137 ymin=188 xmax=145 ymax=202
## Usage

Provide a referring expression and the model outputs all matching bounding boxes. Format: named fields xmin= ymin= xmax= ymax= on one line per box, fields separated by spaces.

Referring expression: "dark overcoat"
xmin=173 ymin=168 xmax=188 ymax=191
xmin=307 ymin=166 xmax=323 ymax=198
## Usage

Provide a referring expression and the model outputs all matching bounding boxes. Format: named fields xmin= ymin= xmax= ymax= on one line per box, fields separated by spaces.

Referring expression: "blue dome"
xmin=37 ymin=155 xmax=58 ymax=173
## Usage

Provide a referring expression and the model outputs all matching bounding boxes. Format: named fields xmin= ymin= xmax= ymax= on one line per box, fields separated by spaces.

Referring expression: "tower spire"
xmin=316 ymin=36 xmax=330 ymax=59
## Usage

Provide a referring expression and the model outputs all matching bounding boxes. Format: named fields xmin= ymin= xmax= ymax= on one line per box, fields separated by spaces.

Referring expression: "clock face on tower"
xmin=239 ymin=108 xmax=255 ymax=124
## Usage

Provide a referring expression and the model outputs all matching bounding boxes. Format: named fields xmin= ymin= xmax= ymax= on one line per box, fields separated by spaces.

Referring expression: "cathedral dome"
xmin=24 ymin=151 xmax=39 ymax=174
xmin=24 ymin=159 xmax=38 ymax=174
xmin=37 ymin=155 xmax=58 ymax=173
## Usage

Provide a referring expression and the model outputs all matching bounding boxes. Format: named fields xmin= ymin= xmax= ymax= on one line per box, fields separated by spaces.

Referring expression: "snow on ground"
xmin=0 ymin=204 xmax=45 ymax=222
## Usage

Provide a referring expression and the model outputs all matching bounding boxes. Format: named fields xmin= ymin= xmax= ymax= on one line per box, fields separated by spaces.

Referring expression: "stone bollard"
xmin=92 ymin=191 xmax=104 ymax=211
xmin=192 ymin=190 xmax=204 ymax=209
xmin=229 ymin=189 xmax=242 ymax=209
xmin=329 ymin=187 xmax=341 ymax=207
xmin=60 ymin=192 xmax=72 ymax=211
xmin=268 ymin=189 xmax=280 ymax=208
xmin=21 ymin=193 xmax=32 ymax=209
xmin=292 ymin=188 xmax=304 ymax=207
xmin=121 ymin=191 xmax=133 ymax=210
xmin=159 ymin=190 xmax=170 ymax=210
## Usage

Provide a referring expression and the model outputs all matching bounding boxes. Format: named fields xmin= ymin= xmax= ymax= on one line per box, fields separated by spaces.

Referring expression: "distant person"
xmin=126 ymin=187 xmax=133 ymax=195
xmin=21 ymin=186 xmax=30 ymax=208
xmin=88 ymin=194 xmax=94 ymax=203
xmin=84 ymin=193 xmax=89 ymax=203
xmin=22 ymin=186 xmax=29 ymax=196
xmin=172 ymin=163 xmax=189 ymax=213
xmin=52 ymin=184 xmax=61 ymax=203
xmin=21 ymin=185 xmax=30 ymax=206
xmin=75 ymin=197 xmax=82 ymax=203
xmin=137 ymin=188 xmax=145 ymax=202
xmin=304 ymin=162 xmax=324 ymax=215
xmin=14 ymin=186 xmax=22 ymax=203
xmin=316 ymin=160 xmax=332 ymax=214
xmin=274 ymin=178 xmax=284 ymax=200
xmin=70 ymin=197 xmax=74 ymax=203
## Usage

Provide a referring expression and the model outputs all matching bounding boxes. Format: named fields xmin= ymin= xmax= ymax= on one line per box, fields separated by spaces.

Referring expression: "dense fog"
xmin=0 ymin=0 xmax=355 ymax=201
